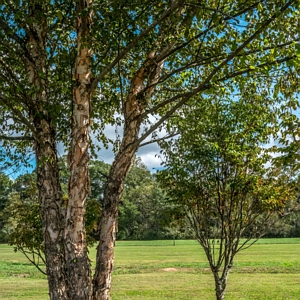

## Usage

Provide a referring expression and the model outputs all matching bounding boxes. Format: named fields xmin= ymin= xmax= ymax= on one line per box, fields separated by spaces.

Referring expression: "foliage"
xmin=0 ymin=172 xmax=12 ymax=242
xmin=0 ymin=191 xmax=46 ymax=274
xmin=0 ymin=173 xmax=12 ymax=210
xmin=1 ymin=0 xmax=300 ymax=296
xmin=85 ymin=198 xmax=101 ymax=244
xmin=0 ymin=172 xmax=101 ymax=273
xmin=1 ymin=0 xmax=299 ymax=163
xmin=1 ymin=157 xmax=172 ymax=271
xmin=157 ymin=94 xmax=296 ymax=299
xmin=88 ymin=159 xmax=111 ymax=203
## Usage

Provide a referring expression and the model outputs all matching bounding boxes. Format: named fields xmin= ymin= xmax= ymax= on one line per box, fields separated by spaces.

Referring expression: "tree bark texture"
xmin=92 ymin=146 xmax=138 ymax=300
xmin=213 ymin=268 xmax=230 ymax=300
xmin=64 ymin=0 xmax=93 ymax=298
xmin=24 ymin=3 xmax=68 ymax=299
xmin=35 ymin=126 xmax=68 ymax=300
xmin=92 ymin=52 xmax=161 ymax=300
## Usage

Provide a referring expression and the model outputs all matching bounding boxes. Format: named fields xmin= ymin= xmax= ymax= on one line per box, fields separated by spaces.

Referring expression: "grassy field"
xmin=0 ymin=238 xmax=300 ymax=299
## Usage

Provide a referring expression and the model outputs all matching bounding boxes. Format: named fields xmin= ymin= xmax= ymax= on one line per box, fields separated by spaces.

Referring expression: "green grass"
xmin=0 ymin=239 xmax=300 ymax=299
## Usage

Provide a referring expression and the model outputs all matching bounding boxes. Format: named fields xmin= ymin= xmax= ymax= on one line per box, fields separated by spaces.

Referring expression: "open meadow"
xmin=0 ymin=239 xmax=300 ymax=299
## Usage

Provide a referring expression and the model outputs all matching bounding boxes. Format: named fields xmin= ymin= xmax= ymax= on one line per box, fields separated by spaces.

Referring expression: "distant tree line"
xmin=0 ymin=156 xmax=299 ymax=245
xmin=0 ymin=156 xmax=179 ymax=245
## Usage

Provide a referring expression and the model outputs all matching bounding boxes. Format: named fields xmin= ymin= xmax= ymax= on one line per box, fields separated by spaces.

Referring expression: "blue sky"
xmin=2 ymin=130 xmax=163 ymax=180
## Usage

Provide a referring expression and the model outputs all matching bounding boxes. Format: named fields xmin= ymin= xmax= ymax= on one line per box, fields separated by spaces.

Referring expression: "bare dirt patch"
xmin=161 ymin=268 xmax=179 ymax=272
xmin=14 ymin=273 xmax=30 ymax=278
xmin=160 ymin=267 xmax=195 ymax=272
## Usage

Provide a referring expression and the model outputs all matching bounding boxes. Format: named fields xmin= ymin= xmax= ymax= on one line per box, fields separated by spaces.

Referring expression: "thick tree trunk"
xmin=24 ymin=3 xmax=68 ymax=298
xmin=35 ymin=124 xmax=68 ymax=300
xmin=64 ymin=1 xmax=93 ymax=298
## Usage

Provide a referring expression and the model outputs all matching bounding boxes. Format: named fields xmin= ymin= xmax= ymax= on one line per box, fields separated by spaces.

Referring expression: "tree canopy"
xmin=0 ymin=1 xmax=300 ymax=299
xmin=157 ymin=91 xmax=297 ymax=299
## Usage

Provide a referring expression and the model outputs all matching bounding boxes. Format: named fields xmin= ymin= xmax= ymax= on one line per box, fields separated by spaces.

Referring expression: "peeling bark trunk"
xmin=35 ymin=124 xmax=68 ymax=300
xmin=92 ymin=145 xmax=138 ymax=300
xmin=64 ymin=1 xmax=93 ymax=298
xmin=24 ymin=3 xmax=68 ymax=299
xmin=92 ymin=51 xmax=161 ymax=299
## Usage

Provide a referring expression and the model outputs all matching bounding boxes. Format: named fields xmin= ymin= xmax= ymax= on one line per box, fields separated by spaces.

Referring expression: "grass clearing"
xmin=0 ymin=239 xmax=300 ymax=299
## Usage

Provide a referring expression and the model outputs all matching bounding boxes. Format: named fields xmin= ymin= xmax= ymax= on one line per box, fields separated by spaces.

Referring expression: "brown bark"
xmin=64 ymin=1 xmax=93 ymax=298
xmin=92 ymin=146 xmax=138 ymax=300
xmin=35 ymin=124 xmax=68 ymax=300
xmin=213 ymin=269 xmax=230 ymax=300
xmin=24 ymin=3 xmax=68 ymax=299
xmin=92 ymin=52 xmax=161 ymax=299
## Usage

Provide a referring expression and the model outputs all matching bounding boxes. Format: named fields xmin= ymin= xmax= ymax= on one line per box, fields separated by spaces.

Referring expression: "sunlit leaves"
xmin=157 ymin=89 xmax=295 ymax=243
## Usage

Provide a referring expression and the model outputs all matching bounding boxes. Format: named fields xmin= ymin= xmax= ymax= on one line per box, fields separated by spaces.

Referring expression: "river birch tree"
xmin=0 ymin=1 xmax=299 ymax=299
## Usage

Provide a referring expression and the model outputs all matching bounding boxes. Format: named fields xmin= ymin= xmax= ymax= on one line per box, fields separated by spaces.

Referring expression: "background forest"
xmin=1 ymin=155 xmax=299 ymax=246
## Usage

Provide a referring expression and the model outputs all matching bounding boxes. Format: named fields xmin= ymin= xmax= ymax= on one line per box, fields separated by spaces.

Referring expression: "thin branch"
xmin=0 ymin=57 xmax=26 ymax=90
xmin=231 ymin=1 xmax=260 ymax=18
xmin=0 ymin=94 xmax=37 ymax=136
xmin=141 ymin=36 xmax=299 ymax=100
xmin=135 ymin=50 xmax=295 ymax=149
xmin=115 ymin=1 xmax=156 ymax=39
xmin=141 ymin=92 xmax=189 ymax=118
xmin=117 ymin=40 xmax=124 ymax=112
xmin=199 ymin=0 xmax=296 ymax=89
xmin=157 ymin=1 xmax=261 ymax=64
xmin=140 ymin=2 xmax=296 ymax=120
xmin=0 ymin=135 xmax=34 ymax=141
xmin=21 ymin=250 xmax=47 ymax=275
xmin=0 ymin=18 xmax=26 ymax=48
xmin=133 ymin=92 xmax=199 ymax=148
xmin=187 ymin=3 xmax=240 ymax=21
xmin=89 ymin=0 xmax=185 ymax=92
xmin=195 ymin=9 xmax=214 ymax=61
xmin=97 ymin=170 xmax=108 ymax=179
xmin=215 ymin=55 xmax=296 ymax=84
xmin=139 ymin=132 xmax=179 ymax=147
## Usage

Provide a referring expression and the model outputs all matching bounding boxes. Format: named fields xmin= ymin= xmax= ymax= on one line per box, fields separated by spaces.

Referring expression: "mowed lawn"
xmin=0 ymin=239 xmax=300 ymax=299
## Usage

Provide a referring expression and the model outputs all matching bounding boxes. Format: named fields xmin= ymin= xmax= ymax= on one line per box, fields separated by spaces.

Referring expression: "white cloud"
xmin=137 ymin=146 xmax=163 ymax=170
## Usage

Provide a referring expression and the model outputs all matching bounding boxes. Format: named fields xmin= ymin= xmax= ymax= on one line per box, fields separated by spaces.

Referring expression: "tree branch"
xmin=89 ymin=0 xmax=185 ymax=92
xmin=139 ymin=1 xmax=296 ymax=119
xmin=0 ymin=18 xmax=26 ymax=48
xmin=215 ymin=55 xmax=296 ymax=84
xmin=135 ymin=50 xmax=295 ymax=149
xmin=160 ymin=37 xmax=299 ymax=86
xmin=0 ymin=94 xmax=37 ymax=136
xmin=199 ymin=0 xmax=296 ymax=88
xmin=0 ymin=135 xmax=34 ymax=141
xmin=20 ymin=249 xmax=47 ymax=275
xmin=157 ymin=1 xmax=261 ymax=64
xmin=139 ymin=132 xmax=179 ymax=147
xmin=187 ymin=3 xmax=240 ymax=21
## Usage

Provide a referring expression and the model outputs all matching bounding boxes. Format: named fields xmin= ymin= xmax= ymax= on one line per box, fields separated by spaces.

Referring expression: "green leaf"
xmin=56 ymin=10 xmax=63 ymax=21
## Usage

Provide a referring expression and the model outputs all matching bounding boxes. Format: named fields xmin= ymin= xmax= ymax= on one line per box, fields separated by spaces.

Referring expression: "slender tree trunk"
xmin=92 ymin=51 xmax=161 ymax=299
xmin=64 ymin=0 xmax=93 ymax=298
xmin=92 ymin=66 xmax=147 ymax=299
xmin=92 ymin=92 xmax=143 ymax=298
xmin=24 ymin=2 xmax=68 ymax=298
xmin=92 ymin=145 xmax=138 ymax=300
xmin=213 ymin=268 xmax=230 ymax=300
